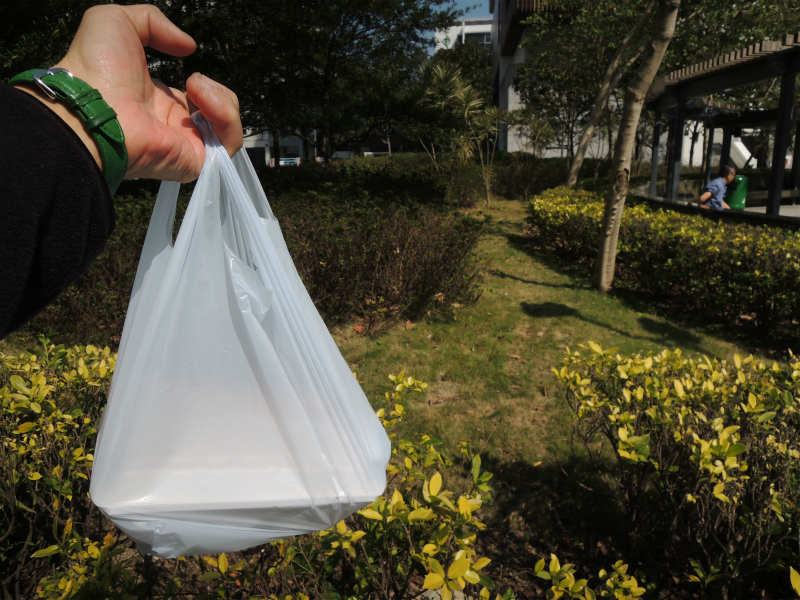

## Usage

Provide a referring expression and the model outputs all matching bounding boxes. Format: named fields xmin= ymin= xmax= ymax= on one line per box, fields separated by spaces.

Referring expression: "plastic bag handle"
xmin=140 ymin=116 xmax=226 ymax=260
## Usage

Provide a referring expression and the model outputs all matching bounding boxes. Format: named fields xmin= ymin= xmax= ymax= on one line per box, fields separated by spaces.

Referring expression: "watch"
xmin=9 ymin=67 xmax=128 ymax=195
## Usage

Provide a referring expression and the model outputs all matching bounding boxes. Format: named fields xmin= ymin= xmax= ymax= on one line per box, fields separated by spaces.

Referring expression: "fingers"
xmin=117 ymin=4 xmax=196 ymax=57
xmin=186 ymin=73 xmax=243 ymax=158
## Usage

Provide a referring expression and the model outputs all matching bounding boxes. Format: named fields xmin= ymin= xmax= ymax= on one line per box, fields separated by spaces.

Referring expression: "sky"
xmin=454 ymin=0 xmax=491 ymax=18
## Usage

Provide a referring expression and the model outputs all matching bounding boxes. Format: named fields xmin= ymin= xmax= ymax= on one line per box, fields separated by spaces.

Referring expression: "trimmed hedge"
xmin=273 ymin=198 xmax=482 ymax=327
xmin=556 ymin=343 xmax=800 ymax=597
xmin=528 ymin=187 xmax=800 ymax=331
xmin=493 ymin=156 xmax=612 ymax=201
xmin=17 ymin=158 xmax=483 ymax=346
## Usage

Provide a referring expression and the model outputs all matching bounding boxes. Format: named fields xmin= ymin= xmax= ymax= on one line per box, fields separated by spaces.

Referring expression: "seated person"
xmin=699 ymin=164 xmax=736 ymax=211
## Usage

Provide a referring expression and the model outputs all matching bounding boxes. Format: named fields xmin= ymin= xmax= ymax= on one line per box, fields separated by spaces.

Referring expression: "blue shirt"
xmin=702 ymin=177 xmax=728 ymax=211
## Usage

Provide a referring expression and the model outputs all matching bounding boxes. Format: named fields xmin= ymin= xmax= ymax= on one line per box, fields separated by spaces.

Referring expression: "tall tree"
xmin=520 ymin=0 xmax=800 ymax=187
xmin=0 ymin=0 xmax=98 ymax=79
xmin=595 ymin=0 xmax=681 ymax=293
xmin=151 ymin=0 xmax=459 ymax=158
xmin=516 ymin=1 xmax=651 ymax=162
xmin=565 ymin=2 xmax=655 ymax=187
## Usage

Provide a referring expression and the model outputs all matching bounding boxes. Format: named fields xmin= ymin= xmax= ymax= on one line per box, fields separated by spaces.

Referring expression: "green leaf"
xmin=757 ymin=411 xmax=776 ymax=423
xmin=471 ymin=454 xmax=481 ymax=483
xmin=198 ymin=571 xmax=221 ymax=583
xmin=429 ymin=558 xmax=445 ymax=577
xmin=31 ymin=545 xmax=60 ymax=558
xmin=9 ymin=375 xmax=27 ymax=392
xmin=14 ymin=422 xmax=36 ymax=434
xmin=726 ymin=443 xmax=746 ymax=457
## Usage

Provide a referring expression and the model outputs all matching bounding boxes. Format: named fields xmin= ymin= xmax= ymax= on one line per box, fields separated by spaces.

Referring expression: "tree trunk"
xmin=688 ymin=120 xmax=700 ymax=167
xmin=595 ymin=0 xmax=681 ymax=293
xmin=606 ymin=99 xmax=614 ymax=161
xmin=566 ymin=3 xmax=655 ymax=187
xmin=271 ymin=129 xmax=281 ymax=168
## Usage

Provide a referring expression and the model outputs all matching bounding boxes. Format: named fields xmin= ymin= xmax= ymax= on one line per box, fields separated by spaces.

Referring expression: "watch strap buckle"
xmin=31 ymin=68 xmax=74 ymax=100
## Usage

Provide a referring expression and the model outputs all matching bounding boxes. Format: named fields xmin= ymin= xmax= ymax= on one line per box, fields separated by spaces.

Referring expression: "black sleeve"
xmin=0 ymin=85 xmax=115 ymax=338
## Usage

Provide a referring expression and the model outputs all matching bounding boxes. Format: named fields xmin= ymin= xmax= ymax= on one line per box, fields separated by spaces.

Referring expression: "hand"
xmin=52 ymin=4 xmax=242 ymax=182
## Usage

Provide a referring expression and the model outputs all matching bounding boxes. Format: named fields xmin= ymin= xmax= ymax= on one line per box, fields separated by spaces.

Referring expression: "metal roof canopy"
xmin=646 ymin=34 xmax=800 ymax=214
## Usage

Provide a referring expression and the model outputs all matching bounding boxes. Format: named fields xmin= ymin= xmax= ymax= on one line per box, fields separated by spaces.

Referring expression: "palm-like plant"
xmin=424 ymin=64 xmax=501 ymax=206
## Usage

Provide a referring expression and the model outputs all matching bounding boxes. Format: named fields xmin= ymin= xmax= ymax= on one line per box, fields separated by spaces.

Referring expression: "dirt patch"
xmin=514 ymin=322 xmax=535 ymax=339
xmin=426 ymin=379 xmax=460 ymax=407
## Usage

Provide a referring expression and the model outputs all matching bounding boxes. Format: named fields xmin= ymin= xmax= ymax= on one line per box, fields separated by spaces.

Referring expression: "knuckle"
xmin=229 ymin=91 xmax=240 ymax=112
xmin=142 ymin=3 xmax=165 ymax=18
xmin=84 ymin=4 xmax=115 ymax=19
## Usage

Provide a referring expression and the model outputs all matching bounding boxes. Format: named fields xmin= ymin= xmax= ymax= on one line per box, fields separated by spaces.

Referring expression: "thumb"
xmin=186 ymin=73 xmax=243 ymax=158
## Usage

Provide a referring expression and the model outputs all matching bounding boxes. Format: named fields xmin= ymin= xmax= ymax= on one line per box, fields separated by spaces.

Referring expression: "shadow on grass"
xmin=519 ymin=301 xmax=705 ymax=352
xmin=478 ymin=453 xmax=634 ymax=596
xmin=637 ymin=316 xmax=702 ymax=348
xmin=504 ymin=231 xmax=797 ymax=357
xmin=489 ymin=269 xmax=591 ymax=290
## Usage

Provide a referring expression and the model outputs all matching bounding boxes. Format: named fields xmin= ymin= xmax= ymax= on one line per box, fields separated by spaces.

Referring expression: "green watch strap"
xmin=9 ymin=68 xmax=128 ymax=195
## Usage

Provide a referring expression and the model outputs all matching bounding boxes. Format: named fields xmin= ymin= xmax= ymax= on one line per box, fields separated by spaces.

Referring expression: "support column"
xmin=720 ymin=129 xmax=732 ymax=168
xmin=649 ymin=113 xmax=661 ymax=197
xmin=665 ymin=109 xmax=684 ymax=203
xmin=791 ymin=120 xmax=800 ymax=193
xmin=768 ymin=69 xmax=796 ymax=216
xmin=704 ymin=126 xmax=715 ymax=185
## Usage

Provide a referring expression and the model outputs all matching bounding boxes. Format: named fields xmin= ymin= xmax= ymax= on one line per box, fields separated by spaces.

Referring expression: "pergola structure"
xmin=647 ymin=35 xmax=800 ymax=215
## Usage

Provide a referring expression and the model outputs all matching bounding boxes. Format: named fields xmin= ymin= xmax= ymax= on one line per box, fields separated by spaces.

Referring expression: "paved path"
xmin=744 ymin=204 xmax=800 ymax=218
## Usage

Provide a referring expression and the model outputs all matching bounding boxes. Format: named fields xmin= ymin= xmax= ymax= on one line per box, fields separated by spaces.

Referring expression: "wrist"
xmin=8 ymin=67 xmax=128 ymax=195
xmin=12 ymin=83 xmax=103 ymax=170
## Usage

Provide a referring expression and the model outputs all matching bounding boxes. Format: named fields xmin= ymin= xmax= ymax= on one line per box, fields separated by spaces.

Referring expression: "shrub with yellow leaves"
xmin=534 ymin=554 xmax=647 ymax=600
xmin=263 ymin=370 xmax=507 ymax=599
xmin=3 ymin=344 xmax=507 ymax=599
xmin=528 ymin=186 xmax=800 ymax=331
xmin=0 ymin=339 xmax=117 ymax=599
xmin=555 ymin=342 xmax=800 ymax=597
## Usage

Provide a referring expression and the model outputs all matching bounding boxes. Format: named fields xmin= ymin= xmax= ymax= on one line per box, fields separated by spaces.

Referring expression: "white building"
xmin=243 ymin=129 xmax=310 ymax=167
xmin=435 ymin=17 xmax=493 ymax=51
xmin=491 ymin=0 xmax=532 ymax=153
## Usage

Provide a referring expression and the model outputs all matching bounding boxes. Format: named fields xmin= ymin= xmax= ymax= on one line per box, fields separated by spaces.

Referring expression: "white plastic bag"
xmin=89 ymin=116 xmax=391 ymax=558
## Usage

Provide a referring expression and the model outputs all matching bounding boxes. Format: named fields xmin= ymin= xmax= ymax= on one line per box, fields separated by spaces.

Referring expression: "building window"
xmin=461 ymin=31 xmax=492 ymax=49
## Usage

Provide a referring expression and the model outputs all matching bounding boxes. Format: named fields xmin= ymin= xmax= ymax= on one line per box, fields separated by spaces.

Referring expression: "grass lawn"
xmin=335 ymin=196 xmax=746 ymax=466
xmin=333 ymin=196 xmax=761 ymax=593
xmin=0 ymin=192 xmax=772 ymax=596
